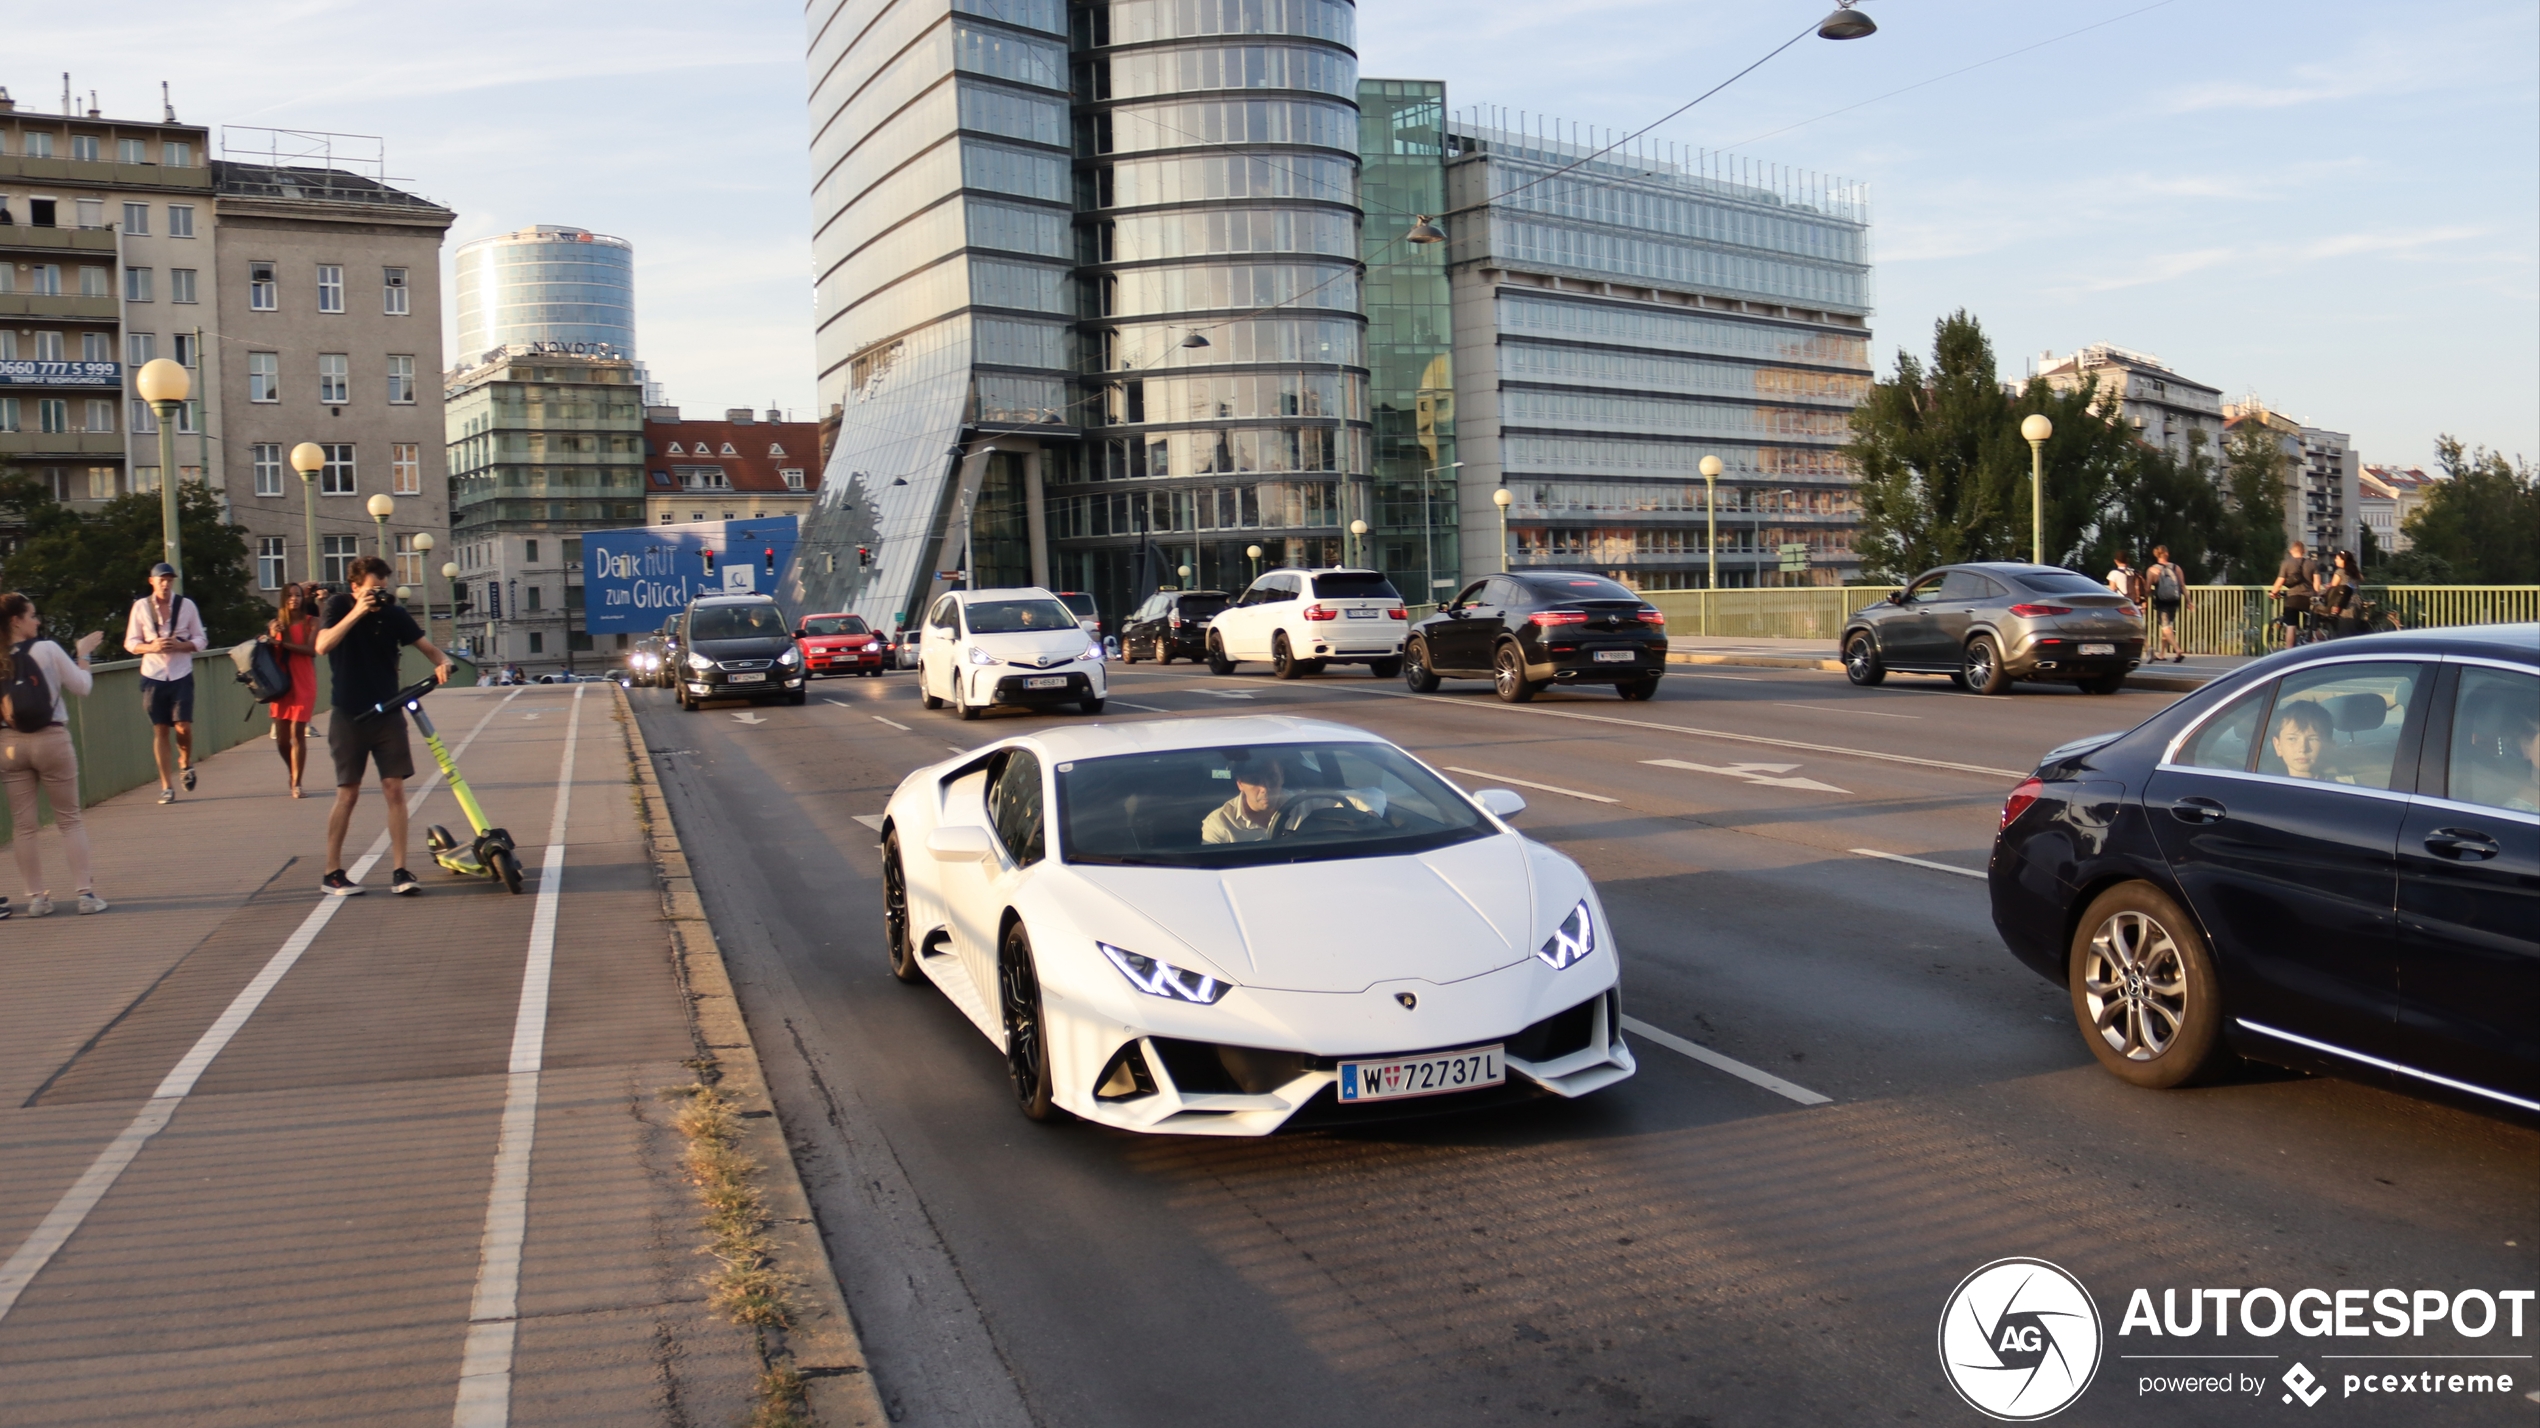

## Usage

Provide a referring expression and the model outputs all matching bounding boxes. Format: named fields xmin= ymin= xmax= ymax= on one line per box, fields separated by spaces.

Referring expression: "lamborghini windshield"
xmin=1058 ymin=742 xmax=1491 ymax=868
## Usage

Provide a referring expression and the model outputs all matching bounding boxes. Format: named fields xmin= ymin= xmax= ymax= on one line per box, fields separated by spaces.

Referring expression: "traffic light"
xmin=701 ymin=547 xmax=716 ymax=577
xmin=763 ymin=546 xmax=776 ymax=577
xmin=857 ymin=545 xmax=871 ymax=568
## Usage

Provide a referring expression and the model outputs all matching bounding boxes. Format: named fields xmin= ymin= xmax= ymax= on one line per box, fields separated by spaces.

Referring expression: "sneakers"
xmin=182 ymin=765 xmax=197 ymax=792
xmin=0 ymin=897 xmax=10 ymax=920
xmin=159 ymin=788 xmax=177 ymax=805
xmin=26 ymin=894 xmax=53 ymax=918
xmin=320 ymin=870 xmax=364 ymax=897
xmin=77 ymin=892 xmax=108 ymax=915
xmin=390 ymin=869 xmax=420 ymax=896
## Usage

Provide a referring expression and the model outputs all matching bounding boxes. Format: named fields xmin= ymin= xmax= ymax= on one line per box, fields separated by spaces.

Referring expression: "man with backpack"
xmin=124 ymin=562 xmax=205 ymax=806
xmin=2144 ymin=546 xmax=2188 ymax=663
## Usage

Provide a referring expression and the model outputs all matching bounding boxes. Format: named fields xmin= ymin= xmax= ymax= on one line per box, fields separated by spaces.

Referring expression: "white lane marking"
xmin=453 ymin=684 xmax=584 ymax=1427
xmin=1675 ymin=672 xmax=1761 ymax=682
xmin=0 ymin=688 xmax=524 ymax=1325
xmin=1107 ymin=701 xmax=1171 ymax=712
xmin=731 ymin=712 xmax=766 ymax=725
xmin=870 ymin=715 xmax=911 ymax=731
xmin=852 ymin=814 xmax=886 ymax=832
xmin=1622 ymin=1016 xmax=1829 ymax=1106
xmin=1851 ymin=847 xmax=1986 ymax=880
xmin=1212 ymin=690 xmax=1255 ymax=699
xmin=1443 ymin=766 xmax=1619 ymax=804
xmin=1316 ymin=682 xmax=2028 ymax=779
xmin=1643 ymin=757 xmax=1850 ymax=795
xmin=1775 ymin=701 xmax=1918 ymax=720
xmin=946 ymin=745 xmax=966 ymax=755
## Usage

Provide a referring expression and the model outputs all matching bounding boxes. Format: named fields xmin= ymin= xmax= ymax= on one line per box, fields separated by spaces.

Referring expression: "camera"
xmin=364 ymin=587 xmax=390 ymax=610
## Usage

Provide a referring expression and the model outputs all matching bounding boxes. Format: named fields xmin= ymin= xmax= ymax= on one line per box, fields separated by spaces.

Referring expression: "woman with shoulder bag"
xmin=0 ymin=592 xmax=106 ymax=916
xmin=268 ymin=582 xmax=320 ymax=797
xmin=2319 ymin=550 xmax=2362 ymax=638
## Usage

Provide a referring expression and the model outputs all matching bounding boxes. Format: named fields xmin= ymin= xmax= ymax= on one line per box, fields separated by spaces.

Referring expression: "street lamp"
xmin=1777 ymin=488 xmax=1795 ymax=589
xmin=2021 ymin=413 xmax=2054 ymax=566
xmin=441 ymin=560 xmax=460 ymax=651
xmin=1176 ymin=563 xmax=1192 ymax=588
xmin=135 ymin=358 xmax=190 ymax=591
xmin=1492 ymin=487 xmax=1514 ymax=572
xmin=367 ymin=492 xmax=396 ymax=561
xmin=290 ymin=442 xmax=326 ymax=585
xmin=1349 ymin=518 xmax=1369 ymax=568
xmin=1816 ymin=2 xmax=1877 ymax=40
xmin=413 ymin=531 xmax=437 ymax=640
xmin=1698 ymin=455 xmax=1724 ymax=591
xmin=1246 ymin=543 xmax=1263 ymax=581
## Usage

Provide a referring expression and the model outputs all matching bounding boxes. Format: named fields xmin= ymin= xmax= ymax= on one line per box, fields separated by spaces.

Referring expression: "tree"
xmin=0 ymin=481 xmax=268 ymax=647
xmin=2210 ymin=424 xmax=2292 ymax=583
xmin=2402 ymin=437 xmax=2539 ymax=583
xmin=2087 ymin=430 xmax=2228 ymax=583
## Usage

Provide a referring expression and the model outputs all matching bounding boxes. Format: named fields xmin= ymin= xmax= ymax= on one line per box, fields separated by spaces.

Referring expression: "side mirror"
xmin=1473 ymin=788 xmax=1528 ymax=819
xmin=926 ymin=825 xmax=995 ymax=862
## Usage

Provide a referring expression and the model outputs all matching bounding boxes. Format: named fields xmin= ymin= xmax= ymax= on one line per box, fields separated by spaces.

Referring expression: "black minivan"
xmin=675 ymin=594 xmax=808 ymax=710
xmin=1404 ymin=571 xmax=1668 ymax=702
xmin=1120 ymin=589 xmax=1230 ymax=664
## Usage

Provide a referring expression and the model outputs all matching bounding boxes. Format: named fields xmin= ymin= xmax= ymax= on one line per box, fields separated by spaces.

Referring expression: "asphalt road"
xmin=634 ymin=658 xmax=2538 ymax=1428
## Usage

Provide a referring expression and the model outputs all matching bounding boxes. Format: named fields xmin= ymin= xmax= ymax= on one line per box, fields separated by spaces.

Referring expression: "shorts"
xmin=328 ymin=706 xmax=416 ymax=787
xmin=2277 ymin=602 xmax=2312 ymax=626
xmin=2153 ymin=599 xmax=2180 ymax=619
xmin=141 ymin=673 xmax=195 ymax=726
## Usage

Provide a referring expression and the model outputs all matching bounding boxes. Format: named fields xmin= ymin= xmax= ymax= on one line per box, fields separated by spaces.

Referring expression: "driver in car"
xmin=1202 ymin=755 xmax=1286 ymax=843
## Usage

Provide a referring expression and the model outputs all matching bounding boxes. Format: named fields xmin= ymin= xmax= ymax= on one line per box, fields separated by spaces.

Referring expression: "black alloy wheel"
xmin=2069 ymin=881 xmax=2227 ymax=1088
xmin=1493 ymin=644 xmax=1538 ymax=703
xmin=1154 ymin=638 xmax=1173 ymax=665
xmin=999 ymin=922 xmax=1061 ymax=1120
xmin=1618 ymin=676 xmax=1660 ymax=701
xmin=1963 ymin=635 xmax=2011 ymax=696
xmin=1844 ymin=632 xmax=1886 ymax=687
xmin=1121 ymin=639 xmax=1140 ymax=664
xmin=1272 ymin=633 xmax=1304 ymax=680
xmin=882 ymin=830 xmax=923 ymax=983
xmin=1206 ymin=633 xmax=1236 ymax=676
xmin=1402 ymin=641 xmax=1441 ymax=692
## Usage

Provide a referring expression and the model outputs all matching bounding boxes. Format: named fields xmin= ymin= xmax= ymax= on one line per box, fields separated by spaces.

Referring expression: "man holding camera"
xmin=314 ymin=556 xmax=451 ymax=896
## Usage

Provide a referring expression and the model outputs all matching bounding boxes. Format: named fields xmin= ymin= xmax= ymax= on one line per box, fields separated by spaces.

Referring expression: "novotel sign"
xmin=581 ymin=517 xmax=798 ymax=635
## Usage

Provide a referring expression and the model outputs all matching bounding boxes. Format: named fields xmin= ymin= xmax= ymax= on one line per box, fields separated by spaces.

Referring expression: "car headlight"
xmin=685 ymin=651 xmax=714 ymax=671
xmin=778 ymin=645 xmax=802 ymax=666
xmin=1098 ymin=942 xmax=1232 ymax=1004
xmin=1537 ymin=899 xmax=1596 ymax=970
xmin=1082 ymin=643 xmax=1104 ymax=663
xmin=967 ymin=646 xmax=999 ymax=666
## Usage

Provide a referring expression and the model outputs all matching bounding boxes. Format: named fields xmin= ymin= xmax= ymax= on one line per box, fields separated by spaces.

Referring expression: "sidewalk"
xmin=1664 ymin=633 xmax=2253 ymax=692
xmin=0 ymin=686 xmax=875 ymax=1426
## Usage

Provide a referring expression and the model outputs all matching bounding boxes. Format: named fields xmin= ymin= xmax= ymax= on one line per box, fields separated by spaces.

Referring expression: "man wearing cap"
xmin=124 ymin=562 xmax=206 ymax=805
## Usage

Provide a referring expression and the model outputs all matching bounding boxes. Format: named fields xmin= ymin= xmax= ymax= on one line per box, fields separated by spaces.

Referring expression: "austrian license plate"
xmin=1593 ymin=648 xmax=1636 ymax=662
xmin=727 ymin=672 xmax=766 ymax=684
xmin=1024 ymin=675 xmax=1067 ymax=690
xmin=1338 ymin=1044 xmax=1504 ymax=1103
xmin=1346 ymin=608 xmax=1377 ymax=619
xmin=2080 ymin=643 xmax=2116 ymax=656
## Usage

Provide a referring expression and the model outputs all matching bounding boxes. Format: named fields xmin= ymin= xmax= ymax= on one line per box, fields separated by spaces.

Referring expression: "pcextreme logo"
xmin=1938 ymin=1258 xmax=2104 ymax=1421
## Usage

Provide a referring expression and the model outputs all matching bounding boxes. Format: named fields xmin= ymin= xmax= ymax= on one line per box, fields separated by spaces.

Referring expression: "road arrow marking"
xmin=1851 ymin=847 xmax=1986 ymax=879
xmin=732 ymin=712 xmax=766 ymax=725
xmin=870 ymin=715 xmax=911 ymax=731
xmin=852 ymin=814 xmax=886 ymax=832
xmin=1642 ymin=757 xmax=1849 ymax=795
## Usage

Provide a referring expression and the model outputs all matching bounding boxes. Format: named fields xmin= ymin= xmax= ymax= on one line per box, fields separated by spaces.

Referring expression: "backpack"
xmin=3 ymin=640 xmax=55 ymax=734
xmin=2153 ymin=565 xmax=2182 ymax=601
xmin=229 ymin=638 xmax=293 ymax=704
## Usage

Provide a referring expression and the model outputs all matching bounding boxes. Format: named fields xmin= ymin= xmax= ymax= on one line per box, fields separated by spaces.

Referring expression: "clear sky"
xmin=14 ymin=0 xmax=2534 ymax=466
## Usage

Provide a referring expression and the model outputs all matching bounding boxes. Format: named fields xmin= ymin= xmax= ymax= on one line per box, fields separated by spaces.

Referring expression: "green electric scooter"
xmin=358 ymin=677 xmax=524 ymax=894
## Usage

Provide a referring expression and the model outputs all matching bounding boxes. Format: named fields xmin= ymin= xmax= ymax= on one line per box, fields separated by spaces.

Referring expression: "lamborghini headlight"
xmin=1098 ymin=942 xmax=1232 ymax=1004
xmin=967 ymin=645 xmax=1000 ymax=666
xmin=1537 ymin=899 xmax=1595 ymax=970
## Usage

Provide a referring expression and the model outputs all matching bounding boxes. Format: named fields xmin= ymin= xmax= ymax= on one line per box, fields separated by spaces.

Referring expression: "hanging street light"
xmin=1817 ymin=2 xmax=1877 ymax=40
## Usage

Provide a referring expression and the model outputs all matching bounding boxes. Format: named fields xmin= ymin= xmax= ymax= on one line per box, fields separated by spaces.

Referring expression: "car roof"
xmin=691 ymin=593 xmax=777 ymax=606
xmin=1168 ymin=589 xmax=1228 ymax=598
xmin=948 ymin=586 xmax=1060 ymax=603
xmin=992 ymin=715 xmax=1392 ymax=764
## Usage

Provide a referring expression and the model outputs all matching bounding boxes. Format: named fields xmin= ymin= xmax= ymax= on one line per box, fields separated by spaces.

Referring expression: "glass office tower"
xmin=1358 ymin=79 xmax=1458 ymax=602
xmin=453 ymin=226 xmax=638 ymax=361
xmin=793 ymin=0 xmax=1367 ymax=631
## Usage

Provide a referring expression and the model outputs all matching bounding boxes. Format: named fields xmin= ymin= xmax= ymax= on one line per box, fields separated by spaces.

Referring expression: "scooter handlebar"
xmin=356 ymin=677 xmax=443 ymax=723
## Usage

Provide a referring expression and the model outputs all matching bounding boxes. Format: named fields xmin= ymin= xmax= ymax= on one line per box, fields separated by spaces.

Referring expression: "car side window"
xmin=2443 ymin=665 xmax=2539 ymax=813
xmin=2176 ymin=683 xmax=2270 ymax=771
xmin=1483 ymin=577 xmax=1528 ymax=608
xmin=1905 ymin=574 xmax=1949 ymax=605
xmin=986 ymin=749 xmax=1045 ymax=866
xmin=2253 ymin=661 xmax=2426 ymax=791
xmin=1451 ymin=581 xmax=1489 ymax=610
xmin=1938 ymin=570 xmax=1990 ymax=601
xmin=928 ymin=597 xmax=956 ymax=632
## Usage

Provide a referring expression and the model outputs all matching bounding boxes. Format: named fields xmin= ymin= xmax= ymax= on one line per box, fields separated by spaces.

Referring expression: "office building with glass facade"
xmin=453 ymin=225 xmax=637 ymax=363
xmin=1437 ymin=115 xmax=1873 ymax=588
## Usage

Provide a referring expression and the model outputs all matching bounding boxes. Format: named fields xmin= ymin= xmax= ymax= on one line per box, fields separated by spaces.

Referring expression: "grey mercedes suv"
xmin=1841 ymin=563 xmax=2144 ymax=695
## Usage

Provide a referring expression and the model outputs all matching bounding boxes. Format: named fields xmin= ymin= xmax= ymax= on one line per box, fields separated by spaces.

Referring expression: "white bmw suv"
xmin=918 ymin=587 xmax=1108 ymax=719
xmin=1204 ymin=568 xmax=1406 ymax=680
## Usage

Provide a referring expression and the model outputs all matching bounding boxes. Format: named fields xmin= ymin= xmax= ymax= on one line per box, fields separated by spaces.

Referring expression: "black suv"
xmin=1405 ymin=572 xmax=1668 ymax=701
xmin=675 ymin=594 xmax=807 ymax=710
xmin=1120 ymin=589 xmax=1229 ymax=664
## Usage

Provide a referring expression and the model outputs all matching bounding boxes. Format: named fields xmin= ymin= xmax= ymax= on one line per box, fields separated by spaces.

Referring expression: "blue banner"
xmin=0 ymin=359 xmax=121 ymax=388
xmin=583 ymin=518 xmax=798 ymax=635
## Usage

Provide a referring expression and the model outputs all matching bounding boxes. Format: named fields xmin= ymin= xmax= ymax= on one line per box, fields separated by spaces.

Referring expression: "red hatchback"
xmin=795 ymin=612 xmax=886 ymax=677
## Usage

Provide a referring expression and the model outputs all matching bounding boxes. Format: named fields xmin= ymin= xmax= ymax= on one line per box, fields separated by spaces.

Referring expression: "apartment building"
xmin=212 ymin=156 xmax=455 ymax=596
xmin=2359 ymin=464 xmax=2438 ymax=554
xmin=643 ymin=406 xmax=821 ymax=526
xmin=2223 ymin=397 xmax=2359 ymax=555
xmin=2032 ymin=345 xmax=2225 ymax=464
xmin=0 ymin=88 xmax=210 ymax=511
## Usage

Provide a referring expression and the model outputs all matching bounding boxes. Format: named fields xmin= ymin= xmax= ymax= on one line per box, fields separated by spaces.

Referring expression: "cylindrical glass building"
xmin=453 ymin=225 xmax=638 ymax=362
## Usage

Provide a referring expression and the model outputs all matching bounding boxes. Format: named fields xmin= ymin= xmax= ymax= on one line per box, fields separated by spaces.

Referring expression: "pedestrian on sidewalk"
xmin=267 ymin=582 xmax=320 ymax=797
xmin=2145 ymin=546 xmax=2188 ymax=663
xmin=0 ymin=592 xmax=107 ymax=916
xmin=314 ymin=556 xmax=451 ymax=896
xmin=124 ymin=561 xmax=205 ymax=805
xmin=2266 ymin=541 xmax=2319 ymax=650
xmin=2104 ymin=552 xmax=2139 ymax=600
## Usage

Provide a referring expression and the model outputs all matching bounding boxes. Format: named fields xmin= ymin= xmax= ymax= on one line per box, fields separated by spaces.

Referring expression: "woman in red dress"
xmin=268 ymin=583 xmax=320 ymax=797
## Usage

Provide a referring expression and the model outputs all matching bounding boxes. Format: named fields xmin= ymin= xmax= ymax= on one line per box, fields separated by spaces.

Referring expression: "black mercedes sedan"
xmin=1844 ymin=562 xmax=2143 ymax=695
xmin=1989 ymin=623 xmax=2537 ymax=1118
xmin=1404 ymin=572 xmax=1668 ymax=701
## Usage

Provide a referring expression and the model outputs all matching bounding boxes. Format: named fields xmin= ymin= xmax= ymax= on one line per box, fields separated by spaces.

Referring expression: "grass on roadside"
xmin=661 ymin=1073 xmax=810 ymax=1423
